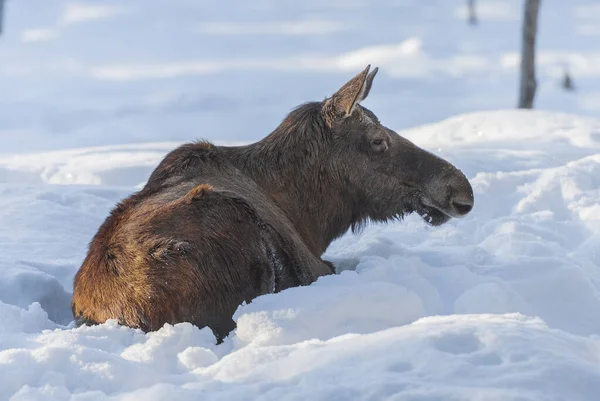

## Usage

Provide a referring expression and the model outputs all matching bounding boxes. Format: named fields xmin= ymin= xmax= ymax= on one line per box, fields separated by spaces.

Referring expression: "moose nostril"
xmin=451 ymin=197 xmax=473 ymax=216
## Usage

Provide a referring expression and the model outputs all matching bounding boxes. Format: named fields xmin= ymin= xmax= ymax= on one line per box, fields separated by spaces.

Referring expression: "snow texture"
xmin=2 ymin=109 xmax=600 ymax=400
xmin=1 ymin=0 xmax=600 ymax=400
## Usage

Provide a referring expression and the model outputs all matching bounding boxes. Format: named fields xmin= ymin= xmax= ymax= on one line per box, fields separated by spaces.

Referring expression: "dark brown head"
xmin=321 ymin=65 xmax=474 ymax=228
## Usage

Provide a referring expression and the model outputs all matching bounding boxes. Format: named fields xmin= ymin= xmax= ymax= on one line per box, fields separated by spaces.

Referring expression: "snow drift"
xmin=1 ymin=110 xmax=600 ymax=400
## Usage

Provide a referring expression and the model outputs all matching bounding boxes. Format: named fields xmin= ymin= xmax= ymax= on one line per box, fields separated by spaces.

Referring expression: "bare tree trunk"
xmin=0 ymin=0 xmax=5 ymax=36
xmin=468 ymin=0 xmax=477 ymax=25
xmin=518 ymin=0 xmax=541 ymax=109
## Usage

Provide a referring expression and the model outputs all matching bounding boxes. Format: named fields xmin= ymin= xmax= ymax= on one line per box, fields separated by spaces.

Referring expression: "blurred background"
xmin=0 ymin=0 xmax=595 ymax=153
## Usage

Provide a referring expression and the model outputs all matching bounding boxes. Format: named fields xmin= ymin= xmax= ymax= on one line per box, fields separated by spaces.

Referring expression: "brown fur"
xmin=72 ymin=66 xmax=474 ymax=342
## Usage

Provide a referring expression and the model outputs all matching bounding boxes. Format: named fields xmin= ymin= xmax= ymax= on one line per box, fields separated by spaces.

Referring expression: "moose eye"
xmin=370 ymin=138 xmax=388 ymax=153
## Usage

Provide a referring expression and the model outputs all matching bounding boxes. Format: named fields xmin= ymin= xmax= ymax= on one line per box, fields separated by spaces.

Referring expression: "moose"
xmin=72 ymin=65 xmax=474 ymax=342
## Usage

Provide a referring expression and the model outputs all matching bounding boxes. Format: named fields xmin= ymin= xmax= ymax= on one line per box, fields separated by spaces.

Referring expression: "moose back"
xmin=72 ymin=66 xmax=474 ymax=342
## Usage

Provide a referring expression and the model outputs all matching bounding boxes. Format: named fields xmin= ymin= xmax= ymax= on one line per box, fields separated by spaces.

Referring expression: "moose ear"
xmin=362 ymin=66 xmax=378 ymax=99
xmin=327 ymin=65 xmax=378 ymax=118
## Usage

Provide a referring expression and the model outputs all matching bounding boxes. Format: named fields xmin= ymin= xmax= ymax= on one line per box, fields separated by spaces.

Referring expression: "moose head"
xmin=245 ymin=65 xmax=475 ymax=256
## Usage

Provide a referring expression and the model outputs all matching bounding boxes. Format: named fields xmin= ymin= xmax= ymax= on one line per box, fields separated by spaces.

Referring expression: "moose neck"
xmin=219 ymin=103 xmax=360 ymax=257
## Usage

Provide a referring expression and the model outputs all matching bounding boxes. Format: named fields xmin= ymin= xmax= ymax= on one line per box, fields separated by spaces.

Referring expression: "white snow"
xmin=2 ymin=109 xmax=600 ymax=400
xmin=20 ymin=28 xmax=59 ymax=43
xmin=196 ymin=20 xmax=348 ymax=36
xmin=2 ymin=0 xmax=600 ymax=400
xmin=61 ymin=4 xmax=126 ymax=25
xmin=454 ymin=1 xmax=520 ymax=21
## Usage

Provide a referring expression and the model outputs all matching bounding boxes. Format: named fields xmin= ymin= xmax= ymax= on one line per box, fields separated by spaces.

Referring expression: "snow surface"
xmin=2 ymin=0 xmax=600 ymax=400
xmin=2 ymin=110 xmax=600 ymax=400
xmin=2 ymin=0 xmax=600 ymax=154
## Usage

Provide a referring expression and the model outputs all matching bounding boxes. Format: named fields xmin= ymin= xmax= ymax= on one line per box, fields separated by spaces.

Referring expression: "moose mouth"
xmin=417 ymin=195 xmax=474 ymax=226
xmin=417 ymin=202 xmax=452 ymax=226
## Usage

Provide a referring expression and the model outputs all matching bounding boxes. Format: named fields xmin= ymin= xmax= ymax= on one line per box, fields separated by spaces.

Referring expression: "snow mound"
xmin=1 ymin=110 xmax=600 ymax=400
